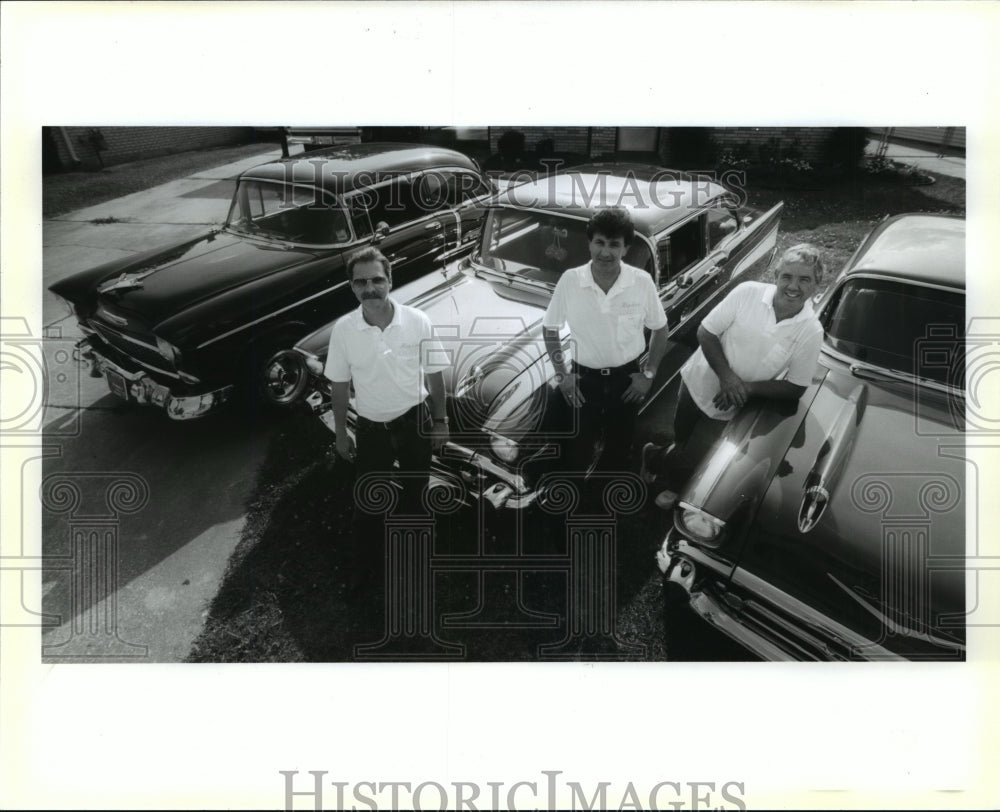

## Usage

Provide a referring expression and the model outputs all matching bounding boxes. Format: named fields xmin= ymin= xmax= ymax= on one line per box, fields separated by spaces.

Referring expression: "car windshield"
xmin=822 ymin=277 xmax=965 ymax=387
xmin=225 ymin=180 xmax=352 ymax=245
xmin=477 ymin=208 xmax=653 ymax=286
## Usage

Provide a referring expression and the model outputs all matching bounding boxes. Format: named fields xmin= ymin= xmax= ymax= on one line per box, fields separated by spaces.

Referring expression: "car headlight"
xmin=154 ymin=336 xmax=182 ymax=365
xmin=490 ymin=433 xmax=519 ymax=463
xmin=677 ymin=503 xmax=726 ymax=545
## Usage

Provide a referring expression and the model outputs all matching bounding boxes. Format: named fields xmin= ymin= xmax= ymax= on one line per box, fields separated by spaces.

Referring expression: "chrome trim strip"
xmin=820 ymin=344 xmax=965 ymax=398
xmin=90 ymin=320 xmax=160 ymax=352
xmin=88 ymin=342 xmax=183 ymax=380
xmin=196 ymin=282 xmax=349 ymax=349
xmin=729 ymin=566 xmax=902 ymax=659
xmin=841 ymin=271 xmax=963 ymax=295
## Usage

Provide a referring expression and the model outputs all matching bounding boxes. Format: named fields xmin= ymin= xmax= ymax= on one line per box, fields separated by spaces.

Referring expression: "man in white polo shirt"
xmin=543 ymin=206 xmax=669 ymax=477
xmin=325 ymin=246 xmax=450 ymax=521
xmin=642 ymin=243 xmax=825 ymax=508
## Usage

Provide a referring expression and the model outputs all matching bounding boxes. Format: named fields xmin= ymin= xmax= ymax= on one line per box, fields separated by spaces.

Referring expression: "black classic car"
xmin=49 ymin=144 xmax=496 ymax=419
xmin=659 ymin=213 xmax=966 ymax=661
xmin=294 ymin=167 xmax=783 ymax=508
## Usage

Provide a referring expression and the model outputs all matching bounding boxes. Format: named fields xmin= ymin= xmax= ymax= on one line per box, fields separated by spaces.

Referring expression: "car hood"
xmin=50 ymin=230 xmax=319 ymax=330
xmin=296 ymin=263 xmax=555 ymax=430
xmin=680 ymin=352 xmax=965 ymax=650
xmin=686 ymin=355 xmax=964 ymax=546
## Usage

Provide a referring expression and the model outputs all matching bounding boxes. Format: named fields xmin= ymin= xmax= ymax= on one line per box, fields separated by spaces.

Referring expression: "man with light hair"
xmin=642 ymin=244 xmax=825 ymax=509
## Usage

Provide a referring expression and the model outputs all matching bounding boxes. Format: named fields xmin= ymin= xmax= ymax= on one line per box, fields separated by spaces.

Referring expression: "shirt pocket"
xmin=756 ymin=335 xmax=796 ymax=379
xmin=616 ymin=312 xmax=643 ymax=345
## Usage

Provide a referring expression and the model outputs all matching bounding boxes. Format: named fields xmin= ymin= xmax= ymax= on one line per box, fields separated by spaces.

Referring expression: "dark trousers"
xmin=350 ymin=402 xmax=432 ymax=589
xmin=653 ymin=382 xmax=728 ymax=491
xmin=563 ymin=360 xmax=640 ymax=477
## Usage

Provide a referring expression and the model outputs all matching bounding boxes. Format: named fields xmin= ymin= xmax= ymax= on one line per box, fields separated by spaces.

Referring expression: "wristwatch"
xmin=642 ymin=369 xmax=656 ymax=380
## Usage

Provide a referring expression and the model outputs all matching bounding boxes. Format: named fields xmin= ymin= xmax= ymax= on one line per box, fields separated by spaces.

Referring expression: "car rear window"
xmin=822 ymin=277 xmax=965 ymax=387
xmin=479 ymin=209 xmax=652 ymax=285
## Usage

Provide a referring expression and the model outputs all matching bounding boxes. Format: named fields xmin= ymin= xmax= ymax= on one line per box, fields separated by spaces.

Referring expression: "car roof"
xmin=239 ymin=142 xmax=482 ymax=195
xmin=496 ymin=172 xmax=728 ymax=236
xmin=567 ymin=162 xmax=693 ymax=182
xmin=849 ymin=213 xmax=965 ymax=289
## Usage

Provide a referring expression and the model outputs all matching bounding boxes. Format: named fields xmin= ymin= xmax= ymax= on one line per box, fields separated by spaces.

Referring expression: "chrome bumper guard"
xmin=304 ymin=390 xmax=539 ymax=510
xmin=75 ymin=338 xmax=233 ymax=420
xmin=661 ymin=528 xmax=790 ymax=661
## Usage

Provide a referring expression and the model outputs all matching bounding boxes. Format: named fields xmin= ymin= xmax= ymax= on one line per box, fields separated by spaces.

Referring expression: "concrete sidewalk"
xmin=865 ymin=138 xmax=965 ymax=180
xmin=43 ymin=147 xmax=284 ymax=329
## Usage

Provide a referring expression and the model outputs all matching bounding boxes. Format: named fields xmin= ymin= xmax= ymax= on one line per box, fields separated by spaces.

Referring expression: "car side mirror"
xmin=373 ymin=221 xmax=390 ymax=243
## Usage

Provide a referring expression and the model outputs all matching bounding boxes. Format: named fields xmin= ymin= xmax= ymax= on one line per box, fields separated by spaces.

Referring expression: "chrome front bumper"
xmin=304 ymin=390 xmax=540 ymax=510
xmin=661 ymin=528 xmax=791 ymax=661
xmin=76 ymin=338 xmax=233 ymax=420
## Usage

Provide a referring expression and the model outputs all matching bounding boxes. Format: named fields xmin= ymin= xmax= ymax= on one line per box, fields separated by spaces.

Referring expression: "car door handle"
xmin=424 ymin=221 xmax=443 ymax=231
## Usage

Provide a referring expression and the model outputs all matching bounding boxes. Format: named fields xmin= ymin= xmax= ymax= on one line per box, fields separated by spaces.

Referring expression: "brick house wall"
xmin=482 ymin=126 xmax=842 ymax=164
xmin=707 ymin=127 xmax=838 ymax=163
xmin=488 ymin=126 xmax=617 ymax=157
xmin=48 ymin=126 xmax=256 ymax=170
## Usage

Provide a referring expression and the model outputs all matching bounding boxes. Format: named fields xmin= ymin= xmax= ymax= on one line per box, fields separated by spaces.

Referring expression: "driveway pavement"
xmin=41 ymin=147 xmax=283 ymax=661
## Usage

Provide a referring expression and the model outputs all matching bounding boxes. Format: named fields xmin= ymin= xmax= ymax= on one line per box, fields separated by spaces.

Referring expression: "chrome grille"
xmin=88 ymin=319 xmax=177 ymax=375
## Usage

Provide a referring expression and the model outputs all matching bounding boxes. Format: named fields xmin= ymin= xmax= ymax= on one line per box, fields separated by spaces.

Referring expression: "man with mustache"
xmin=325 ymin=247 xmax=450 ymax=590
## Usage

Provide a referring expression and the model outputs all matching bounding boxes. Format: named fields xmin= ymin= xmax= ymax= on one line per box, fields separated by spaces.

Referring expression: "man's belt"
xmin=573 ymin=359 xmax=639 ymax=377
xmin=356 ymin=401 xmax=426 ymax=429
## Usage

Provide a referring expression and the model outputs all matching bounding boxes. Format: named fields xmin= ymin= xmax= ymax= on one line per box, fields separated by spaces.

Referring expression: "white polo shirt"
xmin=681 ymin=281 xmax=823 ymax=420
xmin=542 ymin=261 xmax=667 ymax=368
xmin=324 ymin=299 xmax=450 ymax=422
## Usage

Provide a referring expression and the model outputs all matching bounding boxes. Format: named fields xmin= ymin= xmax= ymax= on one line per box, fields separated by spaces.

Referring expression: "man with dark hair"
xmin=542 ymin=206 xmax=669 ymax=478
xmin=325 ymin=247 xmax=450 ymax=589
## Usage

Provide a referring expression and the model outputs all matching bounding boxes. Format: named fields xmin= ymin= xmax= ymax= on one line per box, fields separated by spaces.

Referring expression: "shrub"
xmin=822 ymin=127 xmax=869 ymax=174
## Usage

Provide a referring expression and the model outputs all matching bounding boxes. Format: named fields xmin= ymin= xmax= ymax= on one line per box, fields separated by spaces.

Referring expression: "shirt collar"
xmin=351 ymin=298 xmax=400 ymax=330
xmin=578 ymin=261 xmax=637 ymax=295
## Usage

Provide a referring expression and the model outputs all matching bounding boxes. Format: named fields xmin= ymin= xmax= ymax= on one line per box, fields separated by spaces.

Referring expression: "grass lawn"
xmin=748 ymin=170 xmax=965 ymax=280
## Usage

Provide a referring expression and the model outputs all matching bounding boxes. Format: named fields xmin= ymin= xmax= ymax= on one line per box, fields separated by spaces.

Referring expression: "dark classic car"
xmin=48 ymin=144 xmax=496 ymax=419
xmin=659 ymin=213 xmax=966 ymax=661
xmin=294 ymin=167 xmax=783 ymax=508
